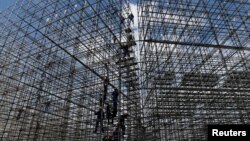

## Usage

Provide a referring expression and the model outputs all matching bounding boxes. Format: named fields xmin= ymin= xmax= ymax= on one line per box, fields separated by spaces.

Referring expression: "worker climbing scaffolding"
xmin=44 ymin=101 xmax=51 ymax=112
xmin=122 ymin=30 xmax=136 ymax=58
xmin=92 ymin=4 xmax=137 ymax=139
xmin=121 ymin=10 xmax=136 ymax=59
xmin=118 ymin=113 xmax=129 ymax=136
xmin=128 ymin=13 xmax=134 ymax=24
xmin=106 ymin=104 xmax=112 ymax=124
xmin=16 ymin=108 xmax=24 ymax=120
xmin=112 ymin=88 xmax=119 ymax=118
xmin=94 ymin=108 xmax=105 ymax=133
xmin=102 ymin=63 xmax=110 ymax=107
xmin=36 ymin=94 xmax=41 ymax=103
xmin=112 ymin=127 xmax=120 ymax=141
xmin=101 ymin=6 xmax=138 ymax=139
xmin=121 ymin=16 xmax=125 ymax=24
xmin=103 ymin=76 xmax=109 ymax=103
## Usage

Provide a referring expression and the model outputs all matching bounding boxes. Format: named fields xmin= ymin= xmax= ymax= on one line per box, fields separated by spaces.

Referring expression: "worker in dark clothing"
xmin=122 ymin=44 xmax=130 ymax=58
xmin=128 ymin=34 xmax=136 ymax=45
xmin=112 ymin=89 xmax=119 ymax=117
xmin=106 ymin=104 xmax=112 ymax=124
xmin=94 ymin=108 xmax=105 ymax=133
xmin=45 ymin=101 xmax=51 ymax=112
xmin=103 ymin=76 xmax=109 ymax=103
xmin=99 ymin=98 xmax=103 ymax=107
xmin=118 ymin=113 xmax=129 ymax=135
xmin=113 ymin=6 xmax=118 ymax=14
xmin=122 ymin=31 xmax=136 ymax=58
xmin=17 ymin=108 xmax=24 ymax=120
xmin=125 ymin=28 xmax=132 ymax=33
xmin=113 ymin=127 xmax=120 ymax=141
xmin=36 ymin=94 xmax=41 ymax=103
xmin=113 ymin=36 xmax=116 ymax=43
xmin=35 ymin=122 xmax=40 ymax=130
xmin=121 ymin=16 xmax=125 ymax=24
xmin=128 ymin=13 xmax=134 ymax=24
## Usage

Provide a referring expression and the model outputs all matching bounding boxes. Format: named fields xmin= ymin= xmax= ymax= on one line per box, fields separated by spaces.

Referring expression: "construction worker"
xmin=128 ymin=13 xmax=134 ymax=24
xmin=99 ymin=98 xmax=103 ymax=107
xmin=112 ymin=89 xmax=119 ymax=117
xmin=16 ymin=108 xmax=24 ymax=120
xmin=45 ymin=101 xmax=51 ymax=112
xmin=125 ymin=27 xmax=132 ymax=33
xmin=106 ymin=104 xmax=112 ymax=124
xmin=103 ymin=76 xmax=109 ymax=103
xmin=122 ymin=44 xmax=130 ymax=58
xmin=112 ymin=6 xmax=118 ymax=14
xmin=113 ymin=36 xmax=116 ymax=43
xmin=94 ymin=108 xmax=105 ymax=133
xmin=118 ymin=113 xmax=129 ymax=135
xmin=122 ymin=28 xmax=136 ymax=58
xmin=35 ymin=121 xmax=40 ymax=130
xmin=36 ymin=94 xmax=41 ymax=103
xmin=112 ymin=127 xmax=120 ymax=141
xmin=121 ymin=15 xmax=125 ymax=24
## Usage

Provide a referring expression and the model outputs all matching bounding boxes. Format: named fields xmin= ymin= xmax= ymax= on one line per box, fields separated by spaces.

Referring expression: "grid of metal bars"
xmin=138 ymin=0 xmax=250 ymax=140
xmin=0 ymin=0 xmax=249 ymax=141
xmin=0 ymin=0 xmax=141 ymax=140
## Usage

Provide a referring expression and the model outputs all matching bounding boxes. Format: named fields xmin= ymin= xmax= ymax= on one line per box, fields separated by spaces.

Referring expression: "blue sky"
xmin=0 ymin=0 xmax=16 ymax=11
xmin=130 ymin=0 xmax=137 ymax=4
xmin=0 ymin=0 xmax=137 ymax=11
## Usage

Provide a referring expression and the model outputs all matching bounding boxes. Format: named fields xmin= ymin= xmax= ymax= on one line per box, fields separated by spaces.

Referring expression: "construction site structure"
xmin=0 ymin=0 xmax=249 ymax=140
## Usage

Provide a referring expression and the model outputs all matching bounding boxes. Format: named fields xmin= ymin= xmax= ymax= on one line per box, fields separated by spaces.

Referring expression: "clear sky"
xmin=0 ymin=0 xmax=17 ymax=11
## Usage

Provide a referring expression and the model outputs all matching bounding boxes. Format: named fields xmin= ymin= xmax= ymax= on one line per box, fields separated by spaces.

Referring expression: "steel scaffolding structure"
xmin=138 ymin=0 xmax=250 ymax=140
xmin=0 ymin=0 xmax=140 ymax=140
xmin=0 ymin=0 xmax=249 ymax=141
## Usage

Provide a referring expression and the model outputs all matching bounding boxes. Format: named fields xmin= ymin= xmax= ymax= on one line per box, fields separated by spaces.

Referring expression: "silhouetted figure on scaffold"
xmin=16 ymin=108 xmax=24 ymax=120
xmin=94 ymin=108 xmax=105 ymax=133
xmin=103 ymin=76 xmax=109 ymax=104
xmin=118 ymin=112 xmax=129 ymax=136
xmin=112 ymin=89 xmax=119 ymax=118
xmin=106 ymin=104 xmax=112 ymax=124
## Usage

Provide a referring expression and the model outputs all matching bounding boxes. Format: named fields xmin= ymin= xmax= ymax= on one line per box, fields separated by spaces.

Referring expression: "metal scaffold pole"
xmin=0 ymin=0 xmax=249 ymax=141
